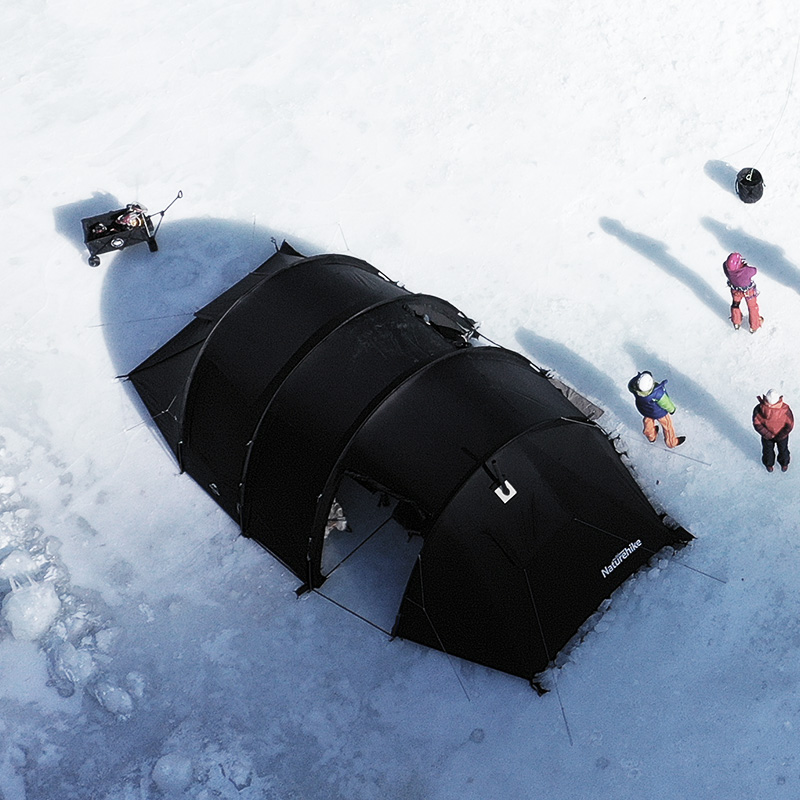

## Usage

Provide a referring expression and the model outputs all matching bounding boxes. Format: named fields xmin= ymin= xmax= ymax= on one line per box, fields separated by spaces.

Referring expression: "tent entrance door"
xmin=320 ymin=475 xmax=423 ymax=634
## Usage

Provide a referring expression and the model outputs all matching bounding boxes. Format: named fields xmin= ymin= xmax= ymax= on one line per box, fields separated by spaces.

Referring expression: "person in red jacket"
xmin=752 ymin=389 xmax=794 ymax=472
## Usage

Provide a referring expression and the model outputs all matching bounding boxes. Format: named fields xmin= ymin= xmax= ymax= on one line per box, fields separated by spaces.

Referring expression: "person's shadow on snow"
xmin=624 ymin=342 xmax=755 ymax=460
xmin=704 ymin=160 xmax=739 ymax=197
xmin=701 ymin=217 xmax=800 ymax=295
xmin=599 ymin=217 xmax=730 ymax=323
xmin=515 ymin=328 xmax=642 ymax=431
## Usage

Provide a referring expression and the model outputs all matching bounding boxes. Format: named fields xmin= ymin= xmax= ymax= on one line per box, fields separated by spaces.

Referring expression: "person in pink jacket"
xmin=723 ymin=252 xmax=763 ymax=333
xmin=752 ymin=389 xmax=794 ymax=472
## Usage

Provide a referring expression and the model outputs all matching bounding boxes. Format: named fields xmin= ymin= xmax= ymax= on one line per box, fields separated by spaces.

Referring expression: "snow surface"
xmin=3 ymin=1 xmax=800 ymax=797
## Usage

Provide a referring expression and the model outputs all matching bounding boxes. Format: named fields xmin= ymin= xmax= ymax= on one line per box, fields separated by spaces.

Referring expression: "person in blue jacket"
xmin=627 ymin=371 xmax=684 ymax=448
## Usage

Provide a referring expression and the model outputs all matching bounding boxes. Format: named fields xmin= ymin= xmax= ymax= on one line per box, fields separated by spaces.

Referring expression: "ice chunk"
xmin=0 ymin=510 xmax=34 ymax=547
xmin=0 ymin=549 xmax=37 ymax=580
xmin=45 ymin=638 xmax=98 ymax=698
xmin=55 ymin=641 xmax=96 ymax=685
xmin=221 ymin=758 xmax=253 ymax=791
xmin=125 ymin=671 xmax=146 ymax=699
xmin=152 ymin=753 xmax=193 ymax=794
xmin=2 ymin=578 xmax=60 ymax=641
xmin=91 ymin=680 xmax=134 ymax=717
xmin=93 ymin=626 xmax=120 ymax=653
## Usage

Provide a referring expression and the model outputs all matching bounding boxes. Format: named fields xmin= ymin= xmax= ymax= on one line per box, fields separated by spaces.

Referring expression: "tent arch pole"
xmin=388 ymin=414 xmax=595 ymax=662
xmin=235 ymin=291 xmax=467 ymax=531
xmin=294 ymin=251 xmax=386 ymax=277
xmin=174 ymin=280 xmax=277 ymax=471
xmin=242 ymin=345 xmax=477 ymax=591
xmin=304 ymin=346 xmax=565 ymax=587
xmin=176 ymin=253 xmax=395 ymax=472
xmin=300 ymin=346 xmax=500 ymax=591
xmin=236 ymin=292 xmax=409 ymax=518
xmin=433 ymin=414 xmax=595 ymax=529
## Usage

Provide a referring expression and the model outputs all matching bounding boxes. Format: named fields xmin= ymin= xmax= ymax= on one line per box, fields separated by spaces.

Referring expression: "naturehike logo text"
xmin=601 ymin=539 xmax=642 ymax=578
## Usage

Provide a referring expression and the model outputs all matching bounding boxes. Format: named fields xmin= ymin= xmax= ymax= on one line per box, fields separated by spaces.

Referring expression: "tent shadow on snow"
xmin=599 ymin=217 xmax=730 ymax=323
xmin=56 ymin=208 xmax=306 ymax=373
xmin=53 ymin=196 xmax=307 ymax=372
xmin=624 ymin=343 xmax=755 ymax=459
xmin=701 ymin=217 xmax=800 ymax=295
xmin=96 ymin=218 xmax=295 ymax=375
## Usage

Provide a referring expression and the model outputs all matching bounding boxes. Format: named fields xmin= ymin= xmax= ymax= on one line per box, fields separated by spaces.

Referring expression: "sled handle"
xmin=157 ymin=189 xmax=183 ymax=218
xmin=151 ymin=190 xmax=183 ymax=238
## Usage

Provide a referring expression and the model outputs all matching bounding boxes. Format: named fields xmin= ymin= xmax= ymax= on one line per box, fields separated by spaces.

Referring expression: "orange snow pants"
xmin=730 ymin=287 xmax=761 ymax=331
xmin=643 ymin=414 xmax=679 ymax=448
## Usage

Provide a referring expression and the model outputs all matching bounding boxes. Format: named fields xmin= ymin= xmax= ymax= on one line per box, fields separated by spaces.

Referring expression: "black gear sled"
xmin=80 ymin=190 xmax=182 ymax=267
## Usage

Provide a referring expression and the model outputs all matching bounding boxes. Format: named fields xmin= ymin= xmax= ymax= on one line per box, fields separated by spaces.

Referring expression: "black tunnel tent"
xmin=126 ymin=242 xmax=691 ymax=682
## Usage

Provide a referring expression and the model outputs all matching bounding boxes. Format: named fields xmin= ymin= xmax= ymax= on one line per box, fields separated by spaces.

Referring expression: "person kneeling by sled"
xmin=753 ymin=389 xmax=794 ymax=472
xmin=723 ymin=252 xmax=763 ymax=333
xmin=628 ymin=371 xmax=684 ymax=448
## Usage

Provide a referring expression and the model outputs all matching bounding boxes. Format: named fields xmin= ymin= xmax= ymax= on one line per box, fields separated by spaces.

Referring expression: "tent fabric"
xmin=126 ymin=242 xmax=691 ymax=682
xmin=395 ymin=421 xmax=676 ymax=678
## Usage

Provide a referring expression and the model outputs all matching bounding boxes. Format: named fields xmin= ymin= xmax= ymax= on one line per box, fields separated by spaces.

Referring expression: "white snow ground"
xmin=3 ymin=2 xmax=800 ymax=797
